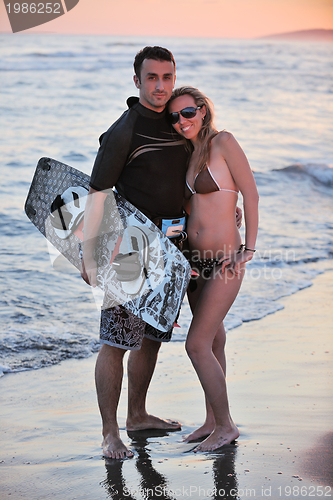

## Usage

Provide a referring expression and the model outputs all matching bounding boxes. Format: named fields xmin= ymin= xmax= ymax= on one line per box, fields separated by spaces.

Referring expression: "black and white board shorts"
xmin=100 ymin=305 xmax=173 ymax=350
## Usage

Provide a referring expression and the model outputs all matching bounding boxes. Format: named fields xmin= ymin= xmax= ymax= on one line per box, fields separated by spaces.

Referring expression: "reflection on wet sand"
xmin=102 ymin=429 xmax=239 ymax=500
xmin=211 ymin=449 xmax=238 ymax=500
xmin=301 ymin=432 xmax=333 ymax=487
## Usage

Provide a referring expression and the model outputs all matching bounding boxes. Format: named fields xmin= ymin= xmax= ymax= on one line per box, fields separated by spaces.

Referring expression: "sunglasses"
xmin=169 ymin=106 xmax=202 ymax=125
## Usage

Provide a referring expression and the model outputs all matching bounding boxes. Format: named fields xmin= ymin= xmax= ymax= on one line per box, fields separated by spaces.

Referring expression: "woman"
xmin=168 ymin=87 xmax=259 ymax=452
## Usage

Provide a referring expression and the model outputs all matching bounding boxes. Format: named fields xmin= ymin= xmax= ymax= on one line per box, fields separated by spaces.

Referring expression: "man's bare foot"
xmin=193 ymin=424 xmax=239 ymax=452
xmin=126 ymin=413 xmax=181 ymax=432
xmin=182 ymin=422 xmax=214 ymax=443
xmin=102 ymin=434 xmax=134 ymax=459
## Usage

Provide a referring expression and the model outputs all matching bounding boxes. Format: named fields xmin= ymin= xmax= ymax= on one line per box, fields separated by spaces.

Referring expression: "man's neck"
xmin=139 ymin=97 xmax=166 ymax=114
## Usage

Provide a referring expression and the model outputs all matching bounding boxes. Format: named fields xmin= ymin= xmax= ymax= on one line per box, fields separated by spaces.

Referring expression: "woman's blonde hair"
xmin=169 ymin=86 xmax=218 ymax=175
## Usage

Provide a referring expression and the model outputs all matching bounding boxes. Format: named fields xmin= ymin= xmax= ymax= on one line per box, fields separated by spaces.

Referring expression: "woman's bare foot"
xmin=102 ymin=434 xmax=134 ymax=459
xmin=193 ymin=423 xmax=239 ymax=452
xmin=126 ymin=413 xmax=181 ymax=432
xmin=182 ymin=422 xmax=215 ymax=442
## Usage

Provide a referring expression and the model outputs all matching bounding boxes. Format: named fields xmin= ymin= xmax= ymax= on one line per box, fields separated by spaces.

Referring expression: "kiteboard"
xmin=25 ymin=157 xmax=191 ymax=332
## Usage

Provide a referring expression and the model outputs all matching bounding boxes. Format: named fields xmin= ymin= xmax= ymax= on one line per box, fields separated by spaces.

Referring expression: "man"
xmin=81 ymin=46 xmax=189 ymax=459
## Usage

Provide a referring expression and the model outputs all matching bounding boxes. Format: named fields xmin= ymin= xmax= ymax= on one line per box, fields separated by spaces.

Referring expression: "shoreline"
xmin=1 ymin=270 xmax=332 ymax=499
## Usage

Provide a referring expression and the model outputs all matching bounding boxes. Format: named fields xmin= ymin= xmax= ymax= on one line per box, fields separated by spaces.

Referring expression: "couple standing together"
xmin=81 ymin=46 xmax=259 ymax=459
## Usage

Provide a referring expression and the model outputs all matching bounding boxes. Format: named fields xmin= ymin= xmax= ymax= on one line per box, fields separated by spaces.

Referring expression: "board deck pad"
xmin=25 ymin=157 xmax=191 ymax=332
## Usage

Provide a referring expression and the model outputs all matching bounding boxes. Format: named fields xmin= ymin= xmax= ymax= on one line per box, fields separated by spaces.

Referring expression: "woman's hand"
xmin=220 ymin=249 xmax=254 ymax=276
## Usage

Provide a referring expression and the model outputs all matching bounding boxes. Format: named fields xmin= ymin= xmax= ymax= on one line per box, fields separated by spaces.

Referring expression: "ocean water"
xmin=0 ymin=35 xmax=332 ymax=375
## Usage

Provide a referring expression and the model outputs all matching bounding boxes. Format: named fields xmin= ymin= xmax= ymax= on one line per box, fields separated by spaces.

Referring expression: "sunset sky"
xmin=1 ymin=0 xmax=333 ymax=38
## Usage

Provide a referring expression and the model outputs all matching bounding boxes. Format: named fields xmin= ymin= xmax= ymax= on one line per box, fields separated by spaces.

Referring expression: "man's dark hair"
xmin=134 ymin=46 xmax=176 ymax=82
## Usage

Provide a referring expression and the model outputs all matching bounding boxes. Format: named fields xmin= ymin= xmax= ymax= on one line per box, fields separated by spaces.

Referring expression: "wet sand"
xmin=1 ymin=271 xmax=332 ymax=499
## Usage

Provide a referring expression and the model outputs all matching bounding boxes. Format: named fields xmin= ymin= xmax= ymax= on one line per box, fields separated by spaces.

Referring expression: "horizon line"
xmin=0 ymin=27 xmax=332 ymax=38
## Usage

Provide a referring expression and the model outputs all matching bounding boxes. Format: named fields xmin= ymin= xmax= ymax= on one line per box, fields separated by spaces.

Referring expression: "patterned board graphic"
xmin=25 ymin=158 xmax=191 ymax=332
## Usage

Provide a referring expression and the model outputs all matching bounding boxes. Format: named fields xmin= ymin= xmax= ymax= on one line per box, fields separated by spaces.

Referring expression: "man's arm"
xmin=82 ymin=106 xmax=137 ymax=285
xmin=81 ymin=187 xmax=108 ymax=287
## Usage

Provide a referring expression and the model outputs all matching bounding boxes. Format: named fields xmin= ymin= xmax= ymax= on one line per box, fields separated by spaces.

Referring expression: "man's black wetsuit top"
xmin=90 ymin=97 xmax=189 ymax=220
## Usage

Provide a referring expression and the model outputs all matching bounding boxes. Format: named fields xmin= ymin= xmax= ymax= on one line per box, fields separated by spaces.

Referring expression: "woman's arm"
xmin=217 ymin=132 xmax=259 ymax=272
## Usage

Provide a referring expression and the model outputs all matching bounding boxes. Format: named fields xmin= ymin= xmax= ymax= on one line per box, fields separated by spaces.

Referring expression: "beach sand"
xmin=1 ymin=271 xmax=332 ymax=500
